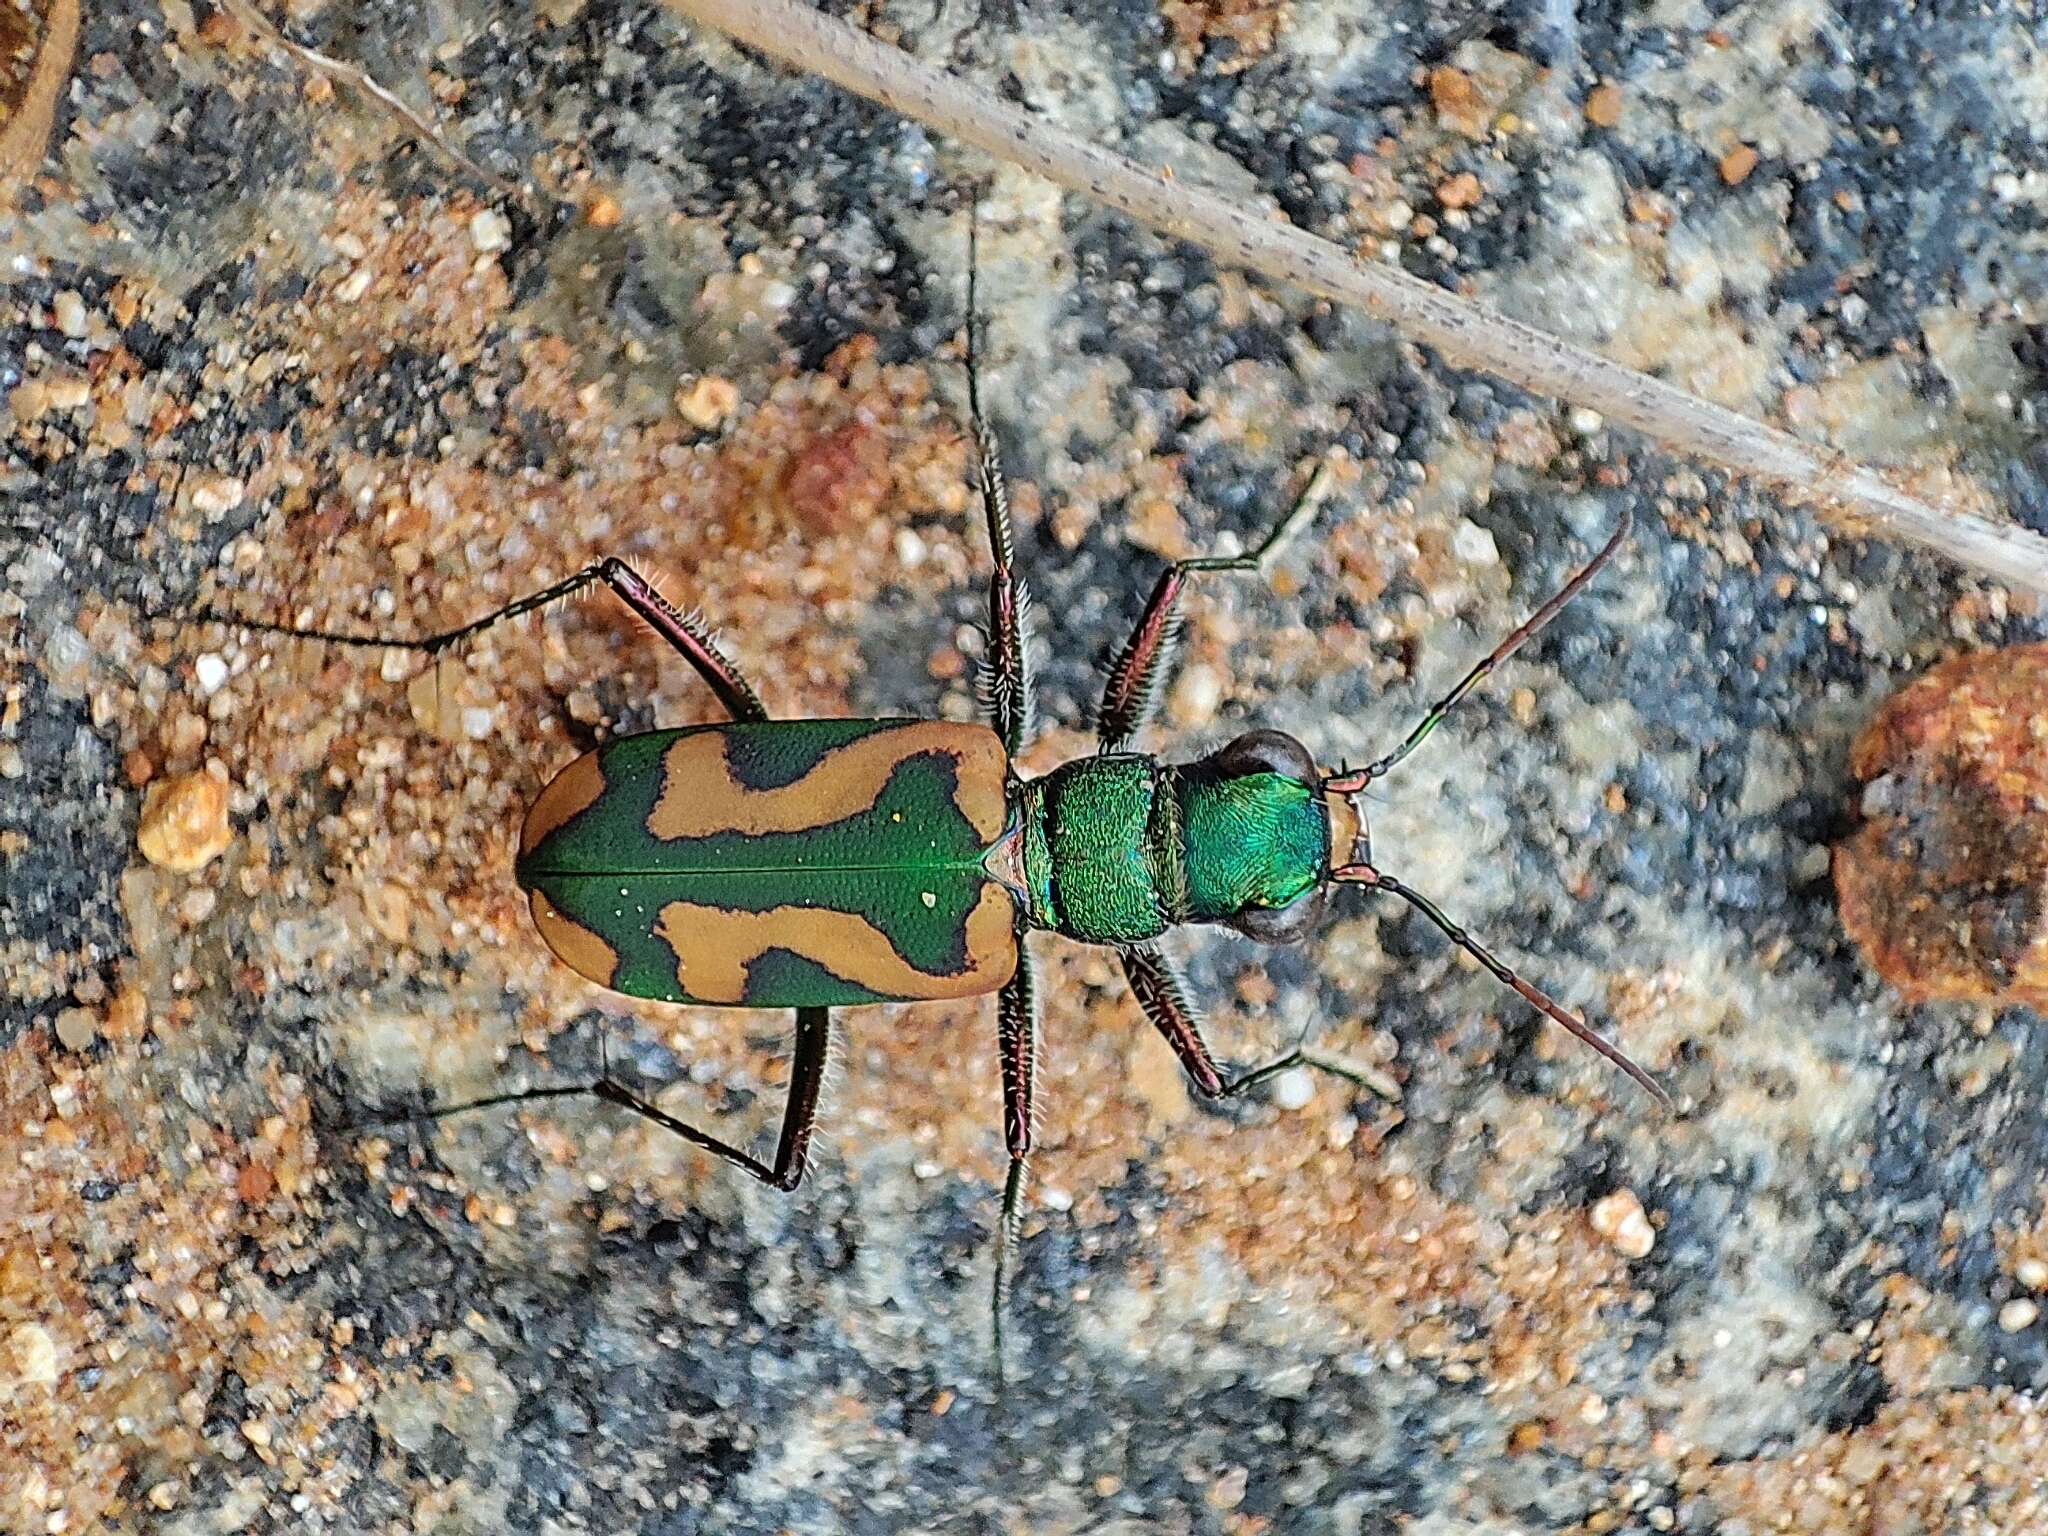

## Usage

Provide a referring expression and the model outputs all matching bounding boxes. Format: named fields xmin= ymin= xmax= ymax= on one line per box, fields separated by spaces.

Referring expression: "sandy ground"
xmin=5 ymin=1 xmax=2048 ymax=1531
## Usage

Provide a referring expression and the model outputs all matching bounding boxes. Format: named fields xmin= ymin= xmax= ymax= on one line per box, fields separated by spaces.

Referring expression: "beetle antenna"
xmin=1330 ymin=860 xmax=1671 ymax=1108
xmin=1325 ymin=504 xmax=1632 ymax=800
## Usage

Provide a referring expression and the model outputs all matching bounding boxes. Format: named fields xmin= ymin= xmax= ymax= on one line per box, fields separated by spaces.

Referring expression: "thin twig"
xmin=221 ymin=0 xmax=522 ymax=201
xmin=667 ymin=0 xmax=2048 ymax=598
xmin=0 ymin=0 xmax=81 ymax=203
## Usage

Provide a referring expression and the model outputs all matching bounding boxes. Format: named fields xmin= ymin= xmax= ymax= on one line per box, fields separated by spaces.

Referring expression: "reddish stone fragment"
xmin=1835 ymin=643 xmax=2048 ymax=1006
xmin=782 ymin=419 xmax=890 ymax=536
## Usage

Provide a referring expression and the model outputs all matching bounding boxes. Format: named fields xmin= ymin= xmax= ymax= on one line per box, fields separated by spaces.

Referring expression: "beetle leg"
xmin=1095 ymin=460 xmax=1337 ymax=753
xmin=965 ymin=207 xmax=1035 ymax=756
xmin=191 ymin=556 xmax=768 ymax=723
xmin=397 ymin=1007 xmax=833 ymax=1191
xmin=591 ymin=1005 xmax=831 ymax=1190
xmin=1121 ymin=942 xmax=1377 ymax=1100
xmin=990 ymin=944 xmax=1039 ymax=1381
xmin=586 ymin=559 xmax=768 ymax=724
xmin=1120 ymin=943 xmax=1225 ymax=1094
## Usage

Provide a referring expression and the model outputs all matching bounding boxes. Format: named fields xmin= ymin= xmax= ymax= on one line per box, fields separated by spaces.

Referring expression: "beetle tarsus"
xmin=1123 ymin=943 xmax=1390 ymax=1103
xmin=360 ymin=1007 xmax=838 ymax=1187
xmin=187 ymin=556 xmax=770 ymax=723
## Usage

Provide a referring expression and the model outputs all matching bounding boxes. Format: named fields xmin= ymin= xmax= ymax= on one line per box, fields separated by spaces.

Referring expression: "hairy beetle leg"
xmin=1121 ymin=942 xmax=1390 ymax=1101
xmin=1095 ymin=458 xmax=1338 ymax=754
xmin=989 ymin=949 xmax=1039 ymax=1385
xmin=377 ymin=1006 xmax=835 ymax=1191
xmin=965 ymin=203 xmax=1036 ymax=758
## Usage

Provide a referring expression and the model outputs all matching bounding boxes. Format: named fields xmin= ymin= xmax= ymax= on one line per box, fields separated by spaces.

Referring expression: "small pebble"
xmin=1720 ymin=144 xmax=1760 ymax=185
xmin=189 ymin=475 xmax=245 ymax=517
xmin=1168 ymin=662 xmax=1224 ymax=730
xmin=238 ymin=1163 xmax=274 ymax=1203
xmin=1437 ymin=172 xmax=1482 ymax=209
xmin=137 ymin=770 xmax=234 ymax=873
xmin=52 ymin=290 xmax=87 ymax=338
xmin=194 ymin=653 xmax=228 ymax=696
xmin=11 ymin=543 xmax=62 ymax=594
xmin=1428 ymin=66 xmax=1488 ymax=137
xmin=469 ymin=208 xmax=512 ymax=254
xmin=1272 ymin=1066 xmax=1316 ymax=1111
xmin=363 ymin=880 xmax=413 ymax=946
xmin=1451 ymin=519 xmax=1499 ymax=566
xmin=1837 ymin=643 xmax=2048 ymax=1006
xmin=1999 ymin=1298 xmax=2038 ymax=1333
xmin=2016 ymin=1258 xmax=2048 ymax=1290
xmin=12 ymin=1322 xmax=59 ymax=1386
xmin=1584 ymin=83 xmax=1623 ymax=128
xmin=0 ymin=742 xmax=23 ymax=779
xmin=53 ymin=1007 xmax=97 ymax=1052
xmin=43 ymin=373 xmax=89 ymax=411
xmin=1591 ymin=1188 xmax=1656 ymax=1258
xmin=1205 ymin=1466 xmax=1248 ymax=1511
xmin=677 ymin=375 xmax=739 ymax=429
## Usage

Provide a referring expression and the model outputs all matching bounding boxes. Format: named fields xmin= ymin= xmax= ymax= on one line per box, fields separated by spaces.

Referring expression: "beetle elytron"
xmin=203 ymin=244 xmax=1667 ymax=1367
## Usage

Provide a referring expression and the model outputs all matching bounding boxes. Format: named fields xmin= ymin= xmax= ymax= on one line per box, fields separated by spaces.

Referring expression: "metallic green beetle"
xmin=210 ymin=302 xmax=1667 ymax=1363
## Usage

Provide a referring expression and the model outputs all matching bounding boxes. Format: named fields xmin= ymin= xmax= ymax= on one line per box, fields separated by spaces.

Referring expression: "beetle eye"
xmin=1208 ymin=729 xmax=1317 ymax=784
xmin=1229 ymin=885 xmax=1326 ymax=945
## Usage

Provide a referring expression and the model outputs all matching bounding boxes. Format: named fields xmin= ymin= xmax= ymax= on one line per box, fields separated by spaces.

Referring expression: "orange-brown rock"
xmin=1836 ymin=644 xmax=2048 ymax=1005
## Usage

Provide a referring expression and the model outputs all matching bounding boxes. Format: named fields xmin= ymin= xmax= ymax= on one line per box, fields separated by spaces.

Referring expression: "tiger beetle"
xmin=196 ymin=225 xmax=1667 ymax=1376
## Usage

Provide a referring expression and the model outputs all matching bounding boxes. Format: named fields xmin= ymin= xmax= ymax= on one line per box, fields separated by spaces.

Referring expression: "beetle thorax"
xmin=1016 ymin=755 xmax=1171 ymax=944
xmin=1013 ymin=750 xmax=1328 ymax=946
xmin=1172 ymin=764 xmax=1327 ymax=926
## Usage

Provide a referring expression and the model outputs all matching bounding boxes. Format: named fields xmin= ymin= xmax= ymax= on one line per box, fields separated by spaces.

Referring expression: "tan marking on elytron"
xmin=520 ymin=751 xmax=609 ymax=857
xmin=528 ymin=890 xmax=622 ymax=988
xmin=1323 ymin=790 xmax=1363 ymax=868
xmin=647 ymin=722 xmax=1009 ymax=846
xmin=653 ymin=884 xmax=1019 ymax=1003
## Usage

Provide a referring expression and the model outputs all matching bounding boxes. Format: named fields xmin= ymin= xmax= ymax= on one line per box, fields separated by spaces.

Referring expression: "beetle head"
xmin=1186 ymin=730 xmax=1330 ymax=944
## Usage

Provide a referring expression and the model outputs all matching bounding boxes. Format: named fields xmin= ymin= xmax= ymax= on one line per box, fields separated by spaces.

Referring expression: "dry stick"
xmin=668 ymin=0 xmax=2048 ymax=599
xmin=0 ymin=0 xmax=81 ymax=204
xmin=221 ymin=0 xmax=522 ymax=201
